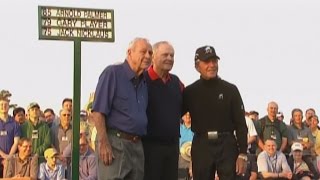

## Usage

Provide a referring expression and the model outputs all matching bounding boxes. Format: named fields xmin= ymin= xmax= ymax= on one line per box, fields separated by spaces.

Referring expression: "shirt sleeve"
xmin=30 ymin=154 xmax=39 ymax=179
xmin=280 ymin=153 xmax=292 ymax=172
xmin=257 ymin=152 xmax=268 ymax=173
xmin=36 ymin=124 xmax=52 ymax=156
xmin=38 ymin=163 xmax=45 ymax=180
xmin=246 ymin=117 xmax=257 ymax=137
xmin=279 ymin=121 xmax=288 ymax=138
xmin=14 ymin=122 xmax=21 ymax=137
xmin=254 ymin=120 xmax=262 ymax=138
xmin=92 ymin=66 xmax=116 ymax=117
xmin=3 ymin=157 xmax=13 ymax=178
xmin=307 ymin=128 xmax=315 ymax=144
xmin=231 ymin=85 xmax=248 ymax=154
xmin=287 ymin=126 xmax=293 ymax=145
xmin=315 ymin=131 xmax=320 ymax=155
xmin=87 ymin=155 xmax=98 ymax=180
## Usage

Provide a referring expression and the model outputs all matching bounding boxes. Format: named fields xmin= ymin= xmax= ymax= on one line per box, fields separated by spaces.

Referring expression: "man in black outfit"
xmin=183 ymin=45 xmax=248 ymax=180
xmin=142 ymin=41 xmax=183 ymax=180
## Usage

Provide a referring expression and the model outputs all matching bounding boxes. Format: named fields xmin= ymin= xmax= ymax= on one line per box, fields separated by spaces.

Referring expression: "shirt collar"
xmin=122 ymin=60 xmax=138 ymax=80
xmin=16 ymin=154 xmax=29 ymax=165
xmin=59 ymin=124 xmax=72 ymax=131
xmin=80 ymin=148 xmax=91 ymax=160
xmin=182 ymin=124 xmax=191 ymax=129
xmin=0 ymin=116 xmax=13 ymax=123
xmin=147 ymin=65 xmax=171 ymax=83
xmin=45 ymin=163 xmax=58 ymax=172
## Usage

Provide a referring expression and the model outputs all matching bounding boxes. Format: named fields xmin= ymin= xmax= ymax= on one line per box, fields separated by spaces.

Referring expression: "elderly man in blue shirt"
xmin=91 ymin=37 xmax=152 ymax=180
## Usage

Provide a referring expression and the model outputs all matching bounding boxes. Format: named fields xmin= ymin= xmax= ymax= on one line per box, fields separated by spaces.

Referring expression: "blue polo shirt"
xmin=0 ymin=117 xmax=21 ymax=154
xmin=93 ymin=60 xmax=148 ymax=136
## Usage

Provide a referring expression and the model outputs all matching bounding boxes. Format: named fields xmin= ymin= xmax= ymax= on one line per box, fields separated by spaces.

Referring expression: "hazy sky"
xmin=1 ymin=0 xmax=320 ymax=124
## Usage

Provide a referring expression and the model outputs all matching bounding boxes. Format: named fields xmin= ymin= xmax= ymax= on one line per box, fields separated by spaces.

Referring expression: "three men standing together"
xmin=91 ymin=38 xmax=248 ymax=180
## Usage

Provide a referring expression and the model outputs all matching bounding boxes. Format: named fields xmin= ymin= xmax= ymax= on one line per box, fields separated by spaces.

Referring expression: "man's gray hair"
xmin=128 ymin=37 xmax=150 ymax=50
xmin=152 ymin=41 xmax=172 ymax=55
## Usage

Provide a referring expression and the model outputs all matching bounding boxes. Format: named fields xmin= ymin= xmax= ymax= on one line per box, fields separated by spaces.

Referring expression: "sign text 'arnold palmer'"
xmin=38 ymin=6 xmax=115 ymax=42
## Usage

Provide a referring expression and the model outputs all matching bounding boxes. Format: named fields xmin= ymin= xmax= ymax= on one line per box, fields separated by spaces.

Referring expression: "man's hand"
xmin=99 ymin=136 xmax=114 ymax=166
xmin=1 ymin=153 xmax=11 ymax=160
xmin=236 ymin=154 xmax=247 ymax=175
xmin=279 ymin=172 xmax=292 ymax=179
xmin=59 ymin=156 xmax=68 ymax=166
xmin=13 ymin=174 xmax=21 ymax=178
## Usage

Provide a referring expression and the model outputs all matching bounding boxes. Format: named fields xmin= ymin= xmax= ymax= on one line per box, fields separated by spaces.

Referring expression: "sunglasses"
xmin=62 ymin=114 xmax=71 ymax=117
xmin=80 ymin=132 xmax=89 ymax=137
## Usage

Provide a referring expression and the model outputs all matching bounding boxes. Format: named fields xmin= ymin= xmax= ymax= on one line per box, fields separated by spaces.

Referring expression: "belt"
xmin=195 ymin=131 xmax=233 ymax=139
xmin=108 ymin=128 xmax=141 ymax=143
xmin=142 ymin=136 xmax=179 ymax=144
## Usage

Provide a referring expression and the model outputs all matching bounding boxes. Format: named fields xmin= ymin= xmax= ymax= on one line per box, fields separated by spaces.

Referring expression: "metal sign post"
xmin=38 ymin=6 xmax=115 ymax=180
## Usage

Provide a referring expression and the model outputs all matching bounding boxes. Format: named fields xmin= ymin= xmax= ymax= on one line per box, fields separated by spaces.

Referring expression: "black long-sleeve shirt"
xmin=183 ymin=77 xmax=248 ymax=154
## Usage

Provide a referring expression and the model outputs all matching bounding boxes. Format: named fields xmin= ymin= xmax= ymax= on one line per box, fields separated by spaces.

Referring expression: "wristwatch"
xmin=238 ymin=154 xmax=248 ymax=161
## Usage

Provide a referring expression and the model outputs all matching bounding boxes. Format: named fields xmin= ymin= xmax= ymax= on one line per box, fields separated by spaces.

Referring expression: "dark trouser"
xmin=192 ymin=134 xmax=238 ymax=180
xmin=0 ymin=163 xmax=3 ymax=178
xmin=142 ymin=139 xmax=179 ymax=180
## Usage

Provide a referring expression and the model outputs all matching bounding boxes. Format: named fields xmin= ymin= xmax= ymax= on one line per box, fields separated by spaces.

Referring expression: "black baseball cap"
xmin=194 ymin=45 xmax=220 ymax=62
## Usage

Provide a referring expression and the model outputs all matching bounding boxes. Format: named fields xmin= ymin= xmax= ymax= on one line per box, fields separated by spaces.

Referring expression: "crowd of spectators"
xmin=0 ymin=90 xmax=96 ymax=180
xmin=178 ymin=102 xmax=320 ymax=180
xmin=2 ymin=89 xmax=320 ymax=180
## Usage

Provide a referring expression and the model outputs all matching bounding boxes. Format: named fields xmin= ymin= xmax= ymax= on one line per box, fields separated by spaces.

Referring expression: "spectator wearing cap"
xmin=80 ymin=110 xmax=87 ymax=122
xmin=257 ymin=138 xmax=292 ymax=179
xmin=303 ymin=108 xmax=316 ymax=128
xmin=84 ymin=99 xmax=97 ymax=151
xmin=142 ymin=41 xmax=184 ymax=180
xmin=287 ymin=142 xmax=319 ymax=180
xmin=79 ymin=110 xmax=94 ymax=145
xmin=91 ymin=37 xmax=152 ymax=180
xmin=21 ymin=102 xmax=51 ymax=160
xmin=183 ymin=45 xmax=248 ymax=179
xmin=51 ymin=109 xmax=72 ymax=155
xmin=0 ymin=95 xmax=21 ymax=178
xmin=38 ymin=148 xmax=65 ymax=180
xmin=13 ymin=107 xmax=26 ymax=125
xmin=3 ymin=137 xmax=38 ymax=179
xmin=287 ymin=108 xmax=314 ymax=162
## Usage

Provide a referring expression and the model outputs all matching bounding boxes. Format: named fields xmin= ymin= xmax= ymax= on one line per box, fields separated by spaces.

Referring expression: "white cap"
xmin=291 ymin=142 xmax=303 ymax=151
